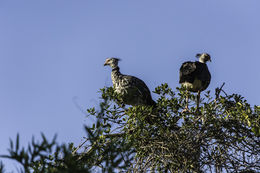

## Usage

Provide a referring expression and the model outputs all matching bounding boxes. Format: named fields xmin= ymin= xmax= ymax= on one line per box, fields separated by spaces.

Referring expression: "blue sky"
xmin=0 ymin=0 xmax=259 ymax=171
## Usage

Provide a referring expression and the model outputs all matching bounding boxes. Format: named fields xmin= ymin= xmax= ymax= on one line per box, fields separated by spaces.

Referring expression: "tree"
xmin=1 ymin=83 xmax=259 ymax=172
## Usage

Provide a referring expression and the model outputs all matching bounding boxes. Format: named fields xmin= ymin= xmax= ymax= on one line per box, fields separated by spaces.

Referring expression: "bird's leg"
xmin=182 ymin=90 xmax=190 ymax=113
xmin=186 ymin=91 xmax=189 ymax=110
xmin=196 ymin=90 xmax=201 ymax=112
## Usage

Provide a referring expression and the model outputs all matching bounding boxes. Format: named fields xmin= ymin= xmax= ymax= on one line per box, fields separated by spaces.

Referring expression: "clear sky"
xmin=0 ymin=0 xmax=259 ymax=171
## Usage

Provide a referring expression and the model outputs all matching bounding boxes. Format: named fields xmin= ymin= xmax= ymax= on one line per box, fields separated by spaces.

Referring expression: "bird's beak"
xmin=209 ymin=58 xmax=212 ymax=62
xmin=104 ymin=60 xmax=109 ymax=66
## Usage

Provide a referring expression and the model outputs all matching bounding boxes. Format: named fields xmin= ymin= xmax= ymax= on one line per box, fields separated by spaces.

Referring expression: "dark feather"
xmin=179 ymin=61 xmax=197 ymax=83
xmin=179 ymin=61 xmax=211 ymax=92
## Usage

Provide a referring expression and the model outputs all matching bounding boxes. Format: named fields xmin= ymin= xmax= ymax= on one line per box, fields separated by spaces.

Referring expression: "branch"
xmin=215 ymin=82 xmax=226 ymax=100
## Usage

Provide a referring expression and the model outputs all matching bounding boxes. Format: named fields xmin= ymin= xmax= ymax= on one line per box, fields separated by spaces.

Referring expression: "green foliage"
xmin=86 ymin=84 xmax=260 ymax=172
xmin=1 ymin=84 xmax=259 ymax=172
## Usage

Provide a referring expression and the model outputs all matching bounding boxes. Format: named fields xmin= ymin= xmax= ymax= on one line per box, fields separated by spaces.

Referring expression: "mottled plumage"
xmin=104 ymin=58 xmax=156 ymax=106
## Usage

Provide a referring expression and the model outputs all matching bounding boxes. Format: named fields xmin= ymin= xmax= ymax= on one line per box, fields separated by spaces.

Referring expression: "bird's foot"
xmin=181 ymin=107 xmax=191 ymax=113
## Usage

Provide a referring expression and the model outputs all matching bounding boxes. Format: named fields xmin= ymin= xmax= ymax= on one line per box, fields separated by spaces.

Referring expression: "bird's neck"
xmin=198 ymin=60 xmax=204 ymax=63
xmin=111 ymin=66 xmax=122 ymax=82
xmin=199 ymin=58 xmax=206 ymax=63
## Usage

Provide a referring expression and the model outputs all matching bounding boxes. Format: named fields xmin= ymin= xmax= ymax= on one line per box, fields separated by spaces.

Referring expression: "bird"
xmin=104 ymin=57 xmax=156 ymax=107
xmin=179 ymin=53 xmax=211 ymax=111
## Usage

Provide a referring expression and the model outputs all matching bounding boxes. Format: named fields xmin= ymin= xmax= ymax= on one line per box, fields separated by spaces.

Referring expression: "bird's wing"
xmin=179 ymin=61 xmax=197 ymax=83
xmin=122 ymin=75 xmax=152 ymax=98
xmin=124 ymin=75 xmax=150 ymax=91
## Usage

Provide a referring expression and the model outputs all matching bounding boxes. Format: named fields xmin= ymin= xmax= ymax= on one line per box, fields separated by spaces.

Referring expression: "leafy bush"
xmin=1 ymin=84 xmax=259 ymax=172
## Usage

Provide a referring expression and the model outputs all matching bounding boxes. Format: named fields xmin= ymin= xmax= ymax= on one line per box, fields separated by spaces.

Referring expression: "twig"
xmin=72 ymin=137 xmax=89 ymax=155
xmin=215 ymin=82 xmax=226 ymax=100
xmin=73 ymin=132 xmax=124 ymax=156
xmin=104 ymin=133 xmax=125 ymax=138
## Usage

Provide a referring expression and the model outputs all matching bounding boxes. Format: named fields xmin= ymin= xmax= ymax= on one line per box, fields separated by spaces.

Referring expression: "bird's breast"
xmin=182 ymin=78 xmax=202 ymax=92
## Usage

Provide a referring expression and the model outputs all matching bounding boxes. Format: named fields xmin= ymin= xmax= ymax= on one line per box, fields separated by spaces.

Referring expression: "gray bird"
xmin=104 ymin=58 xmax=156 ymax=107
xmin=179 ymin=53 xmax=211 ymax=111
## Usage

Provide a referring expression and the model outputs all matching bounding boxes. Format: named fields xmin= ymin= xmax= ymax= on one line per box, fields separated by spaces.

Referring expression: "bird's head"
xmin=104 ymin=57 xmax=121 ymax=69
xmin=196 ymin=53 xmax=211 ymax=63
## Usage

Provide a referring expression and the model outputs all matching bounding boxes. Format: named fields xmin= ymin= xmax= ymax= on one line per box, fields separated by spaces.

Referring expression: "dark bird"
xmin=104 ymin=57 xmax=156 ymax=107
xmin=179 ymin=53 xmax=211 ymax=111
